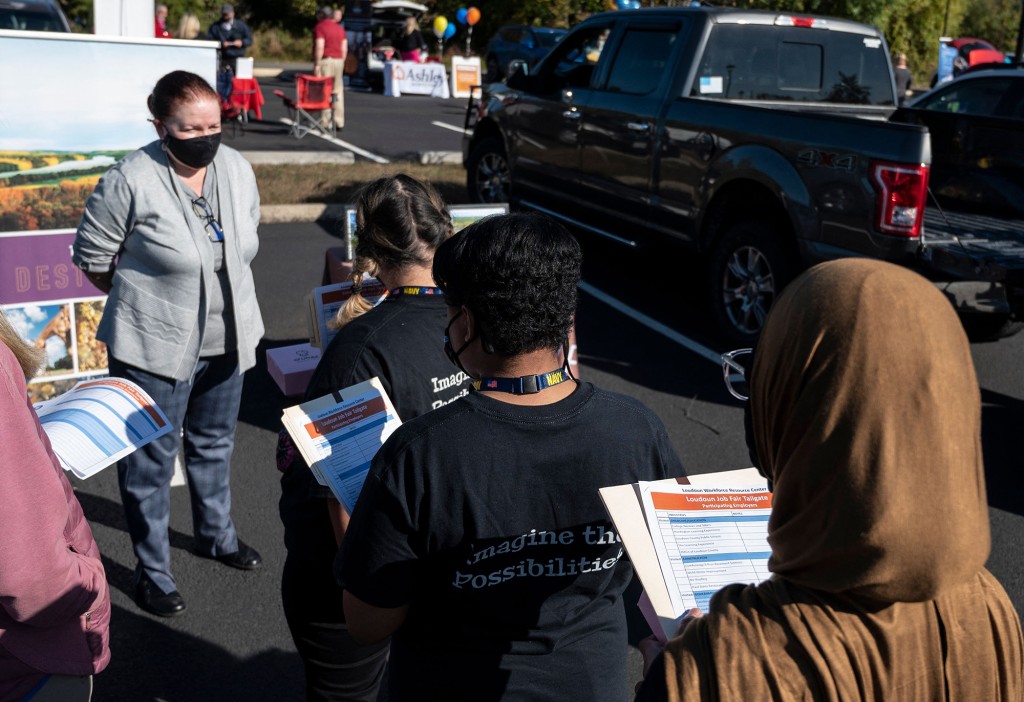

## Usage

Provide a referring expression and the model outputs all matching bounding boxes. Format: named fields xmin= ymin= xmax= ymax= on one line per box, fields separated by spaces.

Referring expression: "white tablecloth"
xmin=383 ymin=61 xmax=451 ymax=98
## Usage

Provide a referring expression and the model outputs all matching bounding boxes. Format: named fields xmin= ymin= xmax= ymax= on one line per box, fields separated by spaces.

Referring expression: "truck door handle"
xmin=562 ymin=110 xmax=581 ymax=120
xmin=627 ymin=122 xmax=650 ymax=132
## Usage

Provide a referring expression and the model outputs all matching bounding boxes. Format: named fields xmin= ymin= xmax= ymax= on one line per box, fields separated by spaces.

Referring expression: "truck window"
xmin=692 ymin=25 xmax=894 ymax=106
xmin=603 ymin=28 xmax=678 ymax=96
xmin=540 ymin=25 xmax=613 ymax=92
xmin=916 ymin=77 xmax=1015 ymax=117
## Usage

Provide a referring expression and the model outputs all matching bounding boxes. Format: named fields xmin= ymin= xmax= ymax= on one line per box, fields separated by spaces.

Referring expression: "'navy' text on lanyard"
xmin=472 ymin=368 xmax=573 ymax=395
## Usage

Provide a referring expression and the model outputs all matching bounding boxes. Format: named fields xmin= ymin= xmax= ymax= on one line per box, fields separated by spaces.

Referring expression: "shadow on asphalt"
xmin=95 ymin=603 xmax=299 ymax=700
xmin=981 ymin=388 xmax=1024 ymax=517
xmin=239 ymin=338 xmax=309 ymax=434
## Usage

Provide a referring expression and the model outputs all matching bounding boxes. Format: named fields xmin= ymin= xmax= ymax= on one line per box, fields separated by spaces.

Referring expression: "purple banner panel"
xmin=0 ymin=230 xmax=103 ymax=305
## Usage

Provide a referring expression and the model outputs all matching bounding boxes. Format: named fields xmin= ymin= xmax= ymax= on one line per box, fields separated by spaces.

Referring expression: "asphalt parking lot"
xmin=222 ymin=71 xmax=468 ymax=162
xmin=68 ymin=67 xmax=1024 ymax=701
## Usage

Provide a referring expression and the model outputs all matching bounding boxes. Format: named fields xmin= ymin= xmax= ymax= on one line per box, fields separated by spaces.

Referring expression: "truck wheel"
xmin=466 ymin=137 xmax=511 ymax=204
xmin=708 ymin=220 xmax=796 ymax=346
xmin=959 ymin=313 xmax=1024 ymax=342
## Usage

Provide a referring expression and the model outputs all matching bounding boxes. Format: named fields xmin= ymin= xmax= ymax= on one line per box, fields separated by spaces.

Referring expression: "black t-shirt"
xmin=338 ymin=382 xmax=686 ymax=701
xmin=397 ymin=30 xmax=426 ymax=53
xmin=894 ymin=66 xmax=913 ymax=103
xmin=280 ymin=293 xmax=470 ymax=560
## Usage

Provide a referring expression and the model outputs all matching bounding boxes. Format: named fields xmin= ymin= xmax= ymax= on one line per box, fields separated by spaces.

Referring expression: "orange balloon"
xmin=466 ymin=6 xmax=481 ymax=25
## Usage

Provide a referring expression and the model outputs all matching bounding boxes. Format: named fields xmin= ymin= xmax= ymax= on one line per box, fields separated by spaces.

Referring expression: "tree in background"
xmin=958 ymin=0 xmax=1022 ymax=52
xmin=57 ymin=0 xmax=1016 ymax=77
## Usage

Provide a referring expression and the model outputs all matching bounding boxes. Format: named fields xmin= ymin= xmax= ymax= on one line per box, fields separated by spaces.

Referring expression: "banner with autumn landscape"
xmin=0 ymin=30 xmax=215 ymax=398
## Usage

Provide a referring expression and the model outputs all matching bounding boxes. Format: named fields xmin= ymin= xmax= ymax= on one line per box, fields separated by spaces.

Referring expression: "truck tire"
xmin=466 ymin=137 xmax=511 ymax=204
xmin=708 ymin=220 xmax=797 ymax=346
xmin=959 ymin=313 xmax=1024 ymax=342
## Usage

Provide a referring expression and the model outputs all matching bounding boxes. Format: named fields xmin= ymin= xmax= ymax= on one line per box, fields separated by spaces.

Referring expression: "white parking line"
xmin=279 ymin=118 xmax=390 ymax=164
xmin=432 ymin=120 xmax=470 ymax=134
xmin=578 ymin=280 xmax=722 ymax=365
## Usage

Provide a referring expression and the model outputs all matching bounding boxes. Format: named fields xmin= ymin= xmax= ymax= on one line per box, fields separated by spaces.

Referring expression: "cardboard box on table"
xmin=267 ymin=343 xmax=322 ymax=397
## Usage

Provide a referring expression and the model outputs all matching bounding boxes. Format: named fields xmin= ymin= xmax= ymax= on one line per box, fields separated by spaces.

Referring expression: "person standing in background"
xmin=0 ymin=308 xmax=111 ymax=702
xmin=312 ymin=5 xmax=347 ymax=132
xmin=397 ymin=17 xmax=427 ymax=62
xmin=176 ymin=12 xmax=202 ymax=40
xmin=154 ymin=4 xmax=170 ymax=38
xmin=894 ymin=52 xmax=913 ymax=105
xmin=208 ymin=4 xmax=253 ymax=101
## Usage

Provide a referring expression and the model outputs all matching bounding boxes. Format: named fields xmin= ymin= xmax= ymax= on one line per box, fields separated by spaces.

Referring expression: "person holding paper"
xmin=634 ymin=259 xmax=1024 ymax=700
xmin=73 ymin=71 xmax=265 ymax=619
xmin=208 ymin=4 xmax=253 ymax=100
xmin=279 ymin=174 xmax=469 ymax=701
xmin=338 ymin=213 xmax=686 ymax=701
xmin=0 ymin=309 xmax=110 ymax=702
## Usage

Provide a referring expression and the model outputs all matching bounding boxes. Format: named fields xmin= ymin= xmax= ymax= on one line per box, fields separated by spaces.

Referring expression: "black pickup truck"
xmin=463 ymin=7 xmax=1024 ymax=343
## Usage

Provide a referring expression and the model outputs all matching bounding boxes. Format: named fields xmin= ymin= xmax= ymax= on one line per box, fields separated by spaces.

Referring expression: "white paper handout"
xmin=307 ymin=278 xmax=387 ymax=350
xmin=281 ymin=377 xmax=401 ymax=512
xmin=34 ymin=377 xmax=173 ymax=480
xmin=640 ymin=481 xmax=772 ymax=615
xmin=599 ymin=468 xmax=770 ymax=642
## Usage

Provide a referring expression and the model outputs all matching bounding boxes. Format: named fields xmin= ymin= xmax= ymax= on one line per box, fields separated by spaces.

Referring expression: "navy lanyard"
xmin=472 ymin=368 xmax=573 ymax=395
xmin=388 ymin=286 xmax=443 ymax=297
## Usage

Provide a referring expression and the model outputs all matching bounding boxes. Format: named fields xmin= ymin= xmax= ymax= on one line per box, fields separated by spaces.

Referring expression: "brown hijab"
xmin=658 ymin=259 xmax=1023 ymax=701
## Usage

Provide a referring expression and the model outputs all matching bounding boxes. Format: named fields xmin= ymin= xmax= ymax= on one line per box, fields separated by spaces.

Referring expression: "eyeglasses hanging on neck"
xmin=191 ymin=196 xmax=224 ymax=242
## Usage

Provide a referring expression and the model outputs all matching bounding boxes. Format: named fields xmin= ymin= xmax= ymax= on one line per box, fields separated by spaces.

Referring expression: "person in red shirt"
xmin=313 ymin=5 xmax=348 ymax=131
xmin=154 ymin=3 xmax=170 ymax=38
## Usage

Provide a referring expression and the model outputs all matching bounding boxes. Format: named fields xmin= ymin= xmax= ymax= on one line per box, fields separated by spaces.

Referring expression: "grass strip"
xmin=253 ymin=162 xmax=470 ymax=206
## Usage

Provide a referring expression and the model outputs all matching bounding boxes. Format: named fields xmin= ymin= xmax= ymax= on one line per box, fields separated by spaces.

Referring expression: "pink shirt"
xmin=0 ymin=343 xmax=110 ymax=701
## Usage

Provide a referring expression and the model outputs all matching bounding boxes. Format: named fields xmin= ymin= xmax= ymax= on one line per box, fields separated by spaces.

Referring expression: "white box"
xmin=267 ymin=343 xmax=321 ymax=397
xmin=235 ymin=57 xmax=254 ymax=79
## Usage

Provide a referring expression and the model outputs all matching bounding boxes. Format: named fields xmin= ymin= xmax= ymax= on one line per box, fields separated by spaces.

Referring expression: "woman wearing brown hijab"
xmin=636 ymin=259 xmax=1024 ymax=701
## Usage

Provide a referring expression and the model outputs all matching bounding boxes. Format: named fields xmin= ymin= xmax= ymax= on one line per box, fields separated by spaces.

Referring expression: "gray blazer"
xmin=73 ymin=141 xmax=264 ymax=381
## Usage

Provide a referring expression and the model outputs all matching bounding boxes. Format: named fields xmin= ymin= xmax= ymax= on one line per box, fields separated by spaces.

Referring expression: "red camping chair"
xmin=273 ymin=75 xmax=335 ymax=139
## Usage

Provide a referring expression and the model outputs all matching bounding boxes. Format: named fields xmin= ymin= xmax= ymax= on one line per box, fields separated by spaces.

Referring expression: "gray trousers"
xmin=110 ymin=353 xmax=243 ymax=594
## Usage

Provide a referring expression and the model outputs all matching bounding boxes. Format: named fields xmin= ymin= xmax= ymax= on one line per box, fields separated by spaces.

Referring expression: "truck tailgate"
xmin=922 ymin=209 xmax=1024 ymax=286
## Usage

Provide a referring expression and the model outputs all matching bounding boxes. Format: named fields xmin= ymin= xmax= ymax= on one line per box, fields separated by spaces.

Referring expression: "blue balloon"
xmin=616 ymin=0 xmax=628 ymax=8
xmin=443 ymin=23 xmax=456 ymax=40
xmin=456 ymin=7 xmax=468 ymax=24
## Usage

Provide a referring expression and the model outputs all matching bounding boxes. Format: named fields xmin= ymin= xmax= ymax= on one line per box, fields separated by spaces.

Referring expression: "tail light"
xmin=774 ymin=15 xmax=828 ymax=28
xmin=871 ymin=161 xmax=929 ymax=238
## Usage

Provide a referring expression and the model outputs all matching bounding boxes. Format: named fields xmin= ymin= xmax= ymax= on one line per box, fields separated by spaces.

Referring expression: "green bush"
xmin=251 ymin=28 xmax=313 ymax=62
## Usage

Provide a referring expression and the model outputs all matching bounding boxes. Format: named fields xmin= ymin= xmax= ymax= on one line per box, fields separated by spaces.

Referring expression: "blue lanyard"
xmin=388 ymin=286 xmax=443 ymax=297
xmin=472 ymin=368 xmax=573 ymax=395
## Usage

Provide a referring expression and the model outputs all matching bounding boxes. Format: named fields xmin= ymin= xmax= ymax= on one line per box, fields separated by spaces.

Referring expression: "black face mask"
xmin=164 ymin=132 xmax=221 ymax=169
xmin=443 ymin=309 xmax=476 ymax=377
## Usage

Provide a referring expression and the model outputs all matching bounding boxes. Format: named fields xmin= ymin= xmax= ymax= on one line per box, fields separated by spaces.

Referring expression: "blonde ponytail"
xmin=328 ymin=257 xmax=378 ymax=331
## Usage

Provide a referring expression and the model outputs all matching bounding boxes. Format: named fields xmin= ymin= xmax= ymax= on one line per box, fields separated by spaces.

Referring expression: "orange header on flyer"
xmin=78 ymin=378 xmax=167 ymax=427
xmin=304 ymin=395 xmax=386 ymax=438
xmin=651 ymin=491 xmax=772 ymax=511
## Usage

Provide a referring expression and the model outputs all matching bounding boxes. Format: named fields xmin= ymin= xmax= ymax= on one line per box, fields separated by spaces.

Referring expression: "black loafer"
xmin=134 ymin=573 xmax=186 ymax=618
xmin=212 ymin=540 xmax=262 ymax=571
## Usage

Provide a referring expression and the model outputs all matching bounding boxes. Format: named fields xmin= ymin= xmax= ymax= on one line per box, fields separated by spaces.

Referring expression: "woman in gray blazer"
xmin=73 ymin=71 xmax=264 ymax=618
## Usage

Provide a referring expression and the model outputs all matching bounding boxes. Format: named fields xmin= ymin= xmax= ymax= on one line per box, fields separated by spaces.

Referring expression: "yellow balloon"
xmin=433 ymin=16 xmax=449 ymax=35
